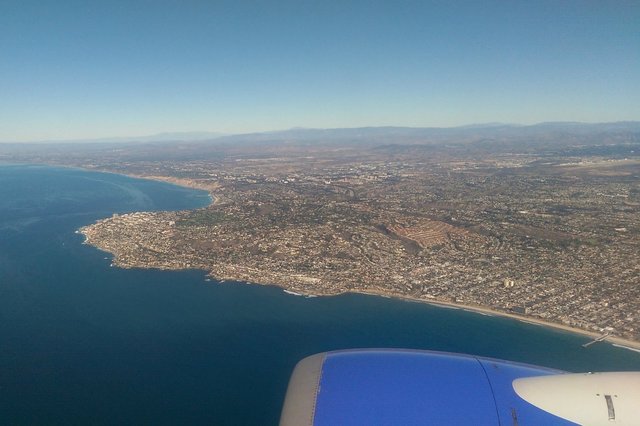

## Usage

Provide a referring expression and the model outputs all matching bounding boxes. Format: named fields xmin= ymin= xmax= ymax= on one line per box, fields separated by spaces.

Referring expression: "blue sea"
xmin=1 ymin=164 xmax=639 ymax=425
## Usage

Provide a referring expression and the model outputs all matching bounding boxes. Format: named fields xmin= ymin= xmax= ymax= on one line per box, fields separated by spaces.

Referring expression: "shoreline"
xmin=354 ymin=289 xmax=640 ymax=351
xmin=70 ymin=166 xmax=640 ymax=352
xmin=212 ymin=278 xmax=640 ymax=352
xmin=123 ymin=173 xmax=220 ymax=207
xmin=0 ymin=163 xmax=219 ymax=207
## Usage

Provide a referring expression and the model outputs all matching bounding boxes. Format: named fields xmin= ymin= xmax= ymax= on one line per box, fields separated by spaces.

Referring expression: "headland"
xmin=4 ymin=124 xmax=640 ymax=346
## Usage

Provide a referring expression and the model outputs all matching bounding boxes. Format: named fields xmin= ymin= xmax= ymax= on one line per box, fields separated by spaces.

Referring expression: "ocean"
xmin=1 ymin=164 xmax=639 ymax=425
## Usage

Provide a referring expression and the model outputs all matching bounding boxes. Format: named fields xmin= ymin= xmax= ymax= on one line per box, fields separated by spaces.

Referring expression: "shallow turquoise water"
xmin=1 ymin=164 xmax=639 ymax=425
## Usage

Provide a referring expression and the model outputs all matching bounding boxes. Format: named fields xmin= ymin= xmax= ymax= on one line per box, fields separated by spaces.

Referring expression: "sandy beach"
xmin=356 ymin=288 xmax=640 ymax=352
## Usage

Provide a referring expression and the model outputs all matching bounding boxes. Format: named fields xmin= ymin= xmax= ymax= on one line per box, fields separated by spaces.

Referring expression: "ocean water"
xmin=1 ymin=164 xmax=639 ymax=425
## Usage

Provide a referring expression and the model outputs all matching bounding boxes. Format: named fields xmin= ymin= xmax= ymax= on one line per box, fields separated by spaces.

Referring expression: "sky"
xmin=1 ymin=0 xmax=639 ymax=141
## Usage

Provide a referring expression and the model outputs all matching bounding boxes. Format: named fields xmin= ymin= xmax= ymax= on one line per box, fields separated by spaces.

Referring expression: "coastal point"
xmin=37 ymin=127 xmax=637 ymax=343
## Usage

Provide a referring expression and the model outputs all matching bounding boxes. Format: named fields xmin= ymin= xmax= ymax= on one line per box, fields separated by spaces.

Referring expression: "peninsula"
xmin=4 ymin=124 xmax=640 ymax=343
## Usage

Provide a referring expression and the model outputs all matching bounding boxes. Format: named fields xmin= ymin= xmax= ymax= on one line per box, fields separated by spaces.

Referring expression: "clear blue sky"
xmin=1 ymin=0 xmax=638 ymax=141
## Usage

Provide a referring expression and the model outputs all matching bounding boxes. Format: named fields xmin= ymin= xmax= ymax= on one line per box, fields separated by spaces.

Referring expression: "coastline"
xmin=76 ymin=168 xmax=640 ymax=352
xmin=0 ymin=163 xmax=219 ymax=207
xmin=123 ymin=174 xmax=220 ymax=206
xmin=216 ymin=279 xmax=640 ymax=352
xmin=355 ymin=289 xmax=640 ymax=352
xmin=119 ymin=169 xmax=220 ymax=208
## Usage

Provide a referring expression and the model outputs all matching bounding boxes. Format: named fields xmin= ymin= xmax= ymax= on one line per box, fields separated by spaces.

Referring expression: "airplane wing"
xmin=280 ymin=349 xmax=640 ymax=425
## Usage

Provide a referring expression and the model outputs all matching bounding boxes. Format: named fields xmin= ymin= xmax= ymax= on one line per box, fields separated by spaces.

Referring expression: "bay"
xmin=1 ymin=164 xmax=639 ymax=425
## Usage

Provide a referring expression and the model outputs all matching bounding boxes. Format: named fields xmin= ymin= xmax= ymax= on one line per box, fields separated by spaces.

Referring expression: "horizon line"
xmin=2 ymin=119 xmax=639 ymax=144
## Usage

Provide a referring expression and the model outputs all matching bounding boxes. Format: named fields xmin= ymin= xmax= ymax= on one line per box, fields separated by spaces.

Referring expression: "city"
xmin=8 ymin=128 xmax=634 ymax=341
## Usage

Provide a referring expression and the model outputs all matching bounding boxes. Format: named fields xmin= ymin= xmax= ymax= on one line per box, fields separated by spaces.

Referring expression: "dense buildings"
xmin=4 ymin=126 xmax=640 ymax=341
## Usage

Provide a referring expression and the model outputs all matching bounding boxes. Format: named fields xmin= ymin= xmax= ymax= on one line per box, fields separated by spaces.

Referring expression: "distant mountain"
xmin=212 ymin=122 xmax=640 ymax=146
xmin=2 ymin=122 xmax=639 ymax=148
xmin=127 ymin=132 xmax=227 ymax=142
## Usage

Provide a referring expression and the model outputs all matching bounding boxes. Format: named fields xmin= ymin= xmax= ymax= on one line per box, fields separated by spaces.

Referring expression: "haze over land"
xmin=3 ymin=122 xmax=640 ymax=342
